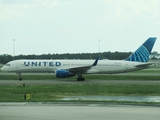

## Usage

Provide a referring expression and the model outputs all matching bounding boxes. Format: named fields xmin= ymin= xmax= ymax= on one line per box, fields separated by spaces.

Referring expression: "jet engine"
xmin=55 ymin=69 xmax=75 ymax=78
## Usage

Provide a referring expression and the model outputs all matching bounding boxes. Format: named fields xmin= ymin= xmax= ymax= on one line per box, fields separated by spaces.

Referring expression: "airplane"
xmin=1 ymin=37 xmax=157 ymax=81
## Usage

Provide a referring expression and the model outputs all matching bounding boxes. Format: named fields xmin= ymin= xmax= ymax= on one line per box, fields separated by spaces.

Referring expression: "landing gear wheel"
xmin=77 ymin=73 xmax=85 ymax=81
xmin=81 ymin=77 xmax=85 ymax=81
xmin=77 ymin=77 xmax=85 ymax=81
xmin=18 ymin=73 xmax=22 ymax=81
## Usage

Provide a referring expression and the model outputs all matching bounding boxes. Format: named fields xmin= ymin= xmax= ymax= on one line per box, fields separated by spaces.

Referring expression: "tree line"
xmin=0 ymin=52 xmax=132 ymax=64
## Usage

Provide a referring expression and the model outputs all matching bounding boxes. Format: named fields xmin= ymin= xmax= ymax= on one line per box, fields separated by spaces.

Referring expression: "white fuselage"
xmin=1 ymin=59 xmax=155 ymax=74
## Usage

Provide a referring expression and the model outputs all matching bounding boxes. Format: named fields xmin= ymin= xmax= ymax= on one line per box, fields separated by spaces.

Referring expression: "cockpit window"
xmin=6 ymin=64 xmax=11 ymax=66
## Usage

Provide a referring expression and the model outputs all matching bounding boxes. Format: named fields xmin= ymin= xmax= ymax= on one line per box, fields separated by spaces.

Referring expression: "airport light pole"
xmin=98 ymin=40 xmax=101 ymax=58
xmin=13 ymin=39 xmax=15 ymax=60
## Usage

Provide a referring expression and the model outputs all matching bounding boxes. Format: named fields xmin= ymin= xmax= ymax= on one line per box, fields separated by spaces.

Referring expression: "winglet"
xmin=92 ymin=57 xmax=100 ymax=66
xmin=126 ymin=37 xmax=157 ymax=62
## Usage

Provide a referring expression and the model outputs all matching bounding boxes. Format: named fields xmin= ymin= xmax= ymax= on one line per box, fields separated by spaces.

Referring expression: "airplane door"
xmin=125 ymin=64 xmax=128 ymax=70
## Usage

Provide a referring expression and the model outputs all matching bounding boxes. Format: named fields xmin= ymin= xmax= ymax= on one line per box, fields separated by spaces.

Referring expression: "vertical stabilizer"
xmin=126 ymin=37 xmax=157 ymax=62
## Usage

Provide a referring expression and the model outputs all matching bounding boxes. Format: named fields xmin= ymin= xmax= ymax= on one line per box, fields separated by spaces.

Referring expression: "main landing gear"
xmin=18 ymin=73 xmax=22 ymax=81
xmin=77 ymin=73 xmax=85 ymax=81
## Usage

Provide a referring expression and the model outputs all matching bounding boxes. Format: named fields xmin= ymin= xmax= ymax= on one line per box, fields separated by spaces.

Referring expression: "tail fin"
xmin=126 ymin=37 xmax=157 ymax=62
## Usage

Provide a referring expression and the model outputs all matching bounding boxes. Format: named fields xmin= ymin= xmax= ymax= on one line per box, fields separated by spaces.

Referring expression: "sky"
xmin=0 ymin=0 xmax=160 ymax=56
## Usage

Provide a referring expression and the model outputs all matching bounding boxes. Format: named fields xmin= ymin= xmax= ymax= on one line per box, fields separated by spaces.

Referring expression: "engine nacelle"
xmin=55 ymin=70 xmax=75 ymax=78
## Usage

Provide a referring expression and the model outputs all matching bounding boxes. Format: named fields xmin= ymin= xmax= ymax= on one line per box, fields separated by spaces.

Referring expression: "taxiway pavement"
xmin=0 ymin=104 xmax=160 ymax=120
xmin=0 ymin=79 xmax=160 ymax=86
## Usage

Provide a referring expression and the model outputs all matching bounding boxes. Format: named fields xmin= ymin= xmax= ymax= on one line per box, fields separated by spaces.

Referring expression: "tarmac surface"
xmin=0 ymin=104 xmax=160 ymax=120
xmin=0 ymin=79 xmax=160 ymax=86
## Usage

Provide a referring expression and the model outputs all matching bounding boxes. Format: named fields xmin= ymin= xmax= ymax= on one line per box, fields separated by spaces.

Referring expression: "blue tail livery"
xmin=126 ymin=37 xmax=157 ymax=62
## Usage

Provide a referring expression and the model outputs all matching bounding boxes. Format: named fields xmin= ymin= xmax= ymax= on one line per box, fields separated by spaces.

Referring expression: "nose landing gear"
xmin=18 ymin=73 xmax=22 ymax=81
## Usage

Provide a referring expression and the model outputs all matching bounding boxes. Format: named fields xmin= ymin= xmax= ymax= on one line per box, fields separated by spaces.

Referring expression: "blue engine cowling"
xmin=55 ymin=70 xmax=75 ymax=78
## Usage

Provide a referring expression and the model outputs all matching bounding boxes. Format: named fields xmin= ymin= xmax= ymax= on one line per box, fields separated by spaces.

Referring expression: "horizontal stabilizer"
xmin=135 ymin=63 xmax=155 ymax=68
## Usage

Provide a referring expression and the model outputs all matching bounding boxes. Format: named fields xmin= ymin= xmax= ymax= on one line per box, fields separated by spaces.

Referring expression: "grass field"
xmin=0 ymin=84 xmax=160 ymax=102
xmin=0 ymin=65 xmax=160 ymax=103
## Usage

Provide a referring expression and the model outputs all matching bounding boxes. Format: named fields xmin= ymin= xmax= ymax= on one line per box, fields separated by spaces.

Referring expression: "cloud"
xmin=0 ymin=8 xmax=22 ymax=20
xmin=35 ymin=0 xmax=61 ymax=7
xmin=0 ymin=2 xmax=30 ymax=20
xmin=104 ymin=0 xmax=160 ymax=19
xmin=0 ymin=0 xmax=62 ymax=20
xmin=66 ymin=2 xmax=74 ymax=5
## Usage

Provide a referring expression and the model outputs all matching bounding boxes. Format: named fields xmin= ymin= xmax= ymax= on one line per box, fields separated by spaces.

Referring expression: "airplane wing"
xmin=68 ymin=57 xmax=99 ymax=73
